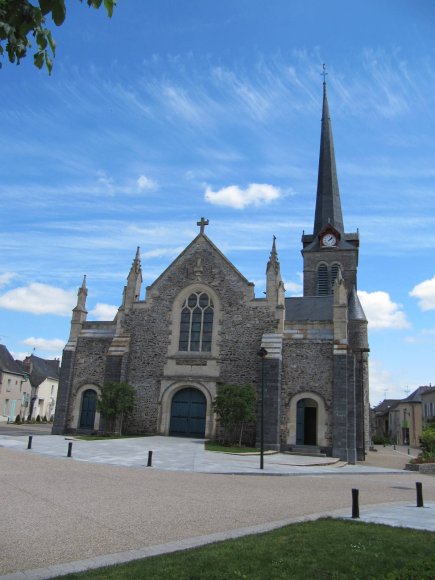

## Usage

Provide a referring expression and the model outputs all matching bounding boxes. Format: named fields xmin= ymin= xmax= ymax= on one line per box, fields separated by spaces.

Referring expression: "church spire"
xmin=124 ymin=247 xmax=142 ymax=308
xmin=266 ymin=235 xmax=279 ymax=273
xmin=68 ymin=275 xmax=88 ymax=341
xmin=313 ymin=74 xmax=344 ymax=235
xmin=266 ymin=236 xmax=285 ymax=311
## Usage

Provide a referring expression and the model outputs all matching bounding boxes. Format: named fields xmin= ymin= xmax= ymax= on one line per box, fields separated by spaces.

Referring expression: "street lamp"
xmin=257 ymin=347 xmax=268 ymax=470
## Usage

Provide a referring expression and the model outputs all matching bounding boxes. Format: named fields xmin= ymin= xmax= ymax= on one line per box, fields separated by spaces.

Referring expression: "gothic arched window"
xmin=317 ymin=264 xmax=329 ymax=296
xmin=179 ymin=292 xmax=214 ymax=352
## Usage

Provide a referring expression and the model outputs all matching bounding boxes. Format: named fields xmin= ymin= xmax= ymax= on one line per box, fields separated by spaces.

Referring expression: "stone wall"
xmin=303 ymin=248 xmax=358 ymax=297
xmin=118 ymin=235 xmax=277 ymax=435
xmin=280 ymin=336 xmax=334 ymax=447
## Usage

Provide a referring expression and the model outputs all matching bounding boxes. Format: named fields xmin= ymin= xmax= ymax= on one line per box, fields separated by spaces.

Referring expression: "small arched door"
xmin=79 ymin=389 xmax=97 ymax=429
xmin=296 ymin=398 xmax=317 ymax=445
xmin=170 ymin=388 xmax=206 ymax=437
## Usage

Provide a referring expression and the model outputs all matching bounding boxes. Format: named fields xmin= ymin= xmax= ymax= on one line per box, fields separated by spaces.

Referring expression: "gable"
xmin=145 ymin=233 xmax=254 ymax=299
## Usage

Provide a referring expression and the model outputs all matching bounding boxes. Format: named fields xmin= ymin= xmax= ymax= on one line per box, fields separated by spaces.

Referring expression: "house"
xmin=421 ymin=386 xmax=435 ymax=425
xmin=21 ymin=355 xmax=60 ymax=421
xmin=372 ymin=399 xmax=400 ymax=441
xmin=373 ymin=387 xmax=432 ymax=446
xmin=0 ymin=344 xmax=31 ymax=422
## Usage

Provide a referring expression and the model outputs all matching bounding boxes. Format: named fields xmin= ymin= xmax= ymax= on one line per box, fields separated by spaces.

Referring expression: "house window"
xmin=179 ymin=292 xmax=214 ymax=352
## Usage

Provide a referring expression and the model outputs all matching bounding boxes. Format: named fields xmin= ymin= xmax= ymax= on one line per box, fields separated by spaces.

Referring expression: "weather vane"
xmin=321 ymin=63 xmax=328 ymax=83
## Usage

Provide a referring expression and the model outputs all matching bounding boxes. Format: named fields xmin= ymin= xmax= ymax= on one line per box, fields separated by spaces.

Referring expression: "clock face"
xmin=322 ymin=233 xmax=337 ymax=247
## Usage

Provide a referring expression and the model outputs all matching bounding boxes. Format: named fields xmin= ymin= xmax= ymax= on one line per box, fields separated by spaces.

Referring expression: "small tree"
xmin=420 ymin=421 xmax=435 ymax=459
xmin=96 ymin=381 xmax=135 ymax=435
xmin=212 ymin=384 xmax=256 ymax=446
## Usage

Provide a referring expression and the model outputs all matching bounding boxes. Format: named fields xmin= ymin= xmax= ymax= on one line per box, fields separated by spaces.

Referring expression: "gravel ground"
xmin=1 ymin=444 xmax=434 ymax=576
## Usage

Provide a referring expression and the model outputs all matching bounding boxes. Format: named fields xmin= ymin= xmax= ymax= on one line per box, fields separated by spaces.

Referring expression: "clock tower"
xmin=302 ymin=80 xmax=359 ymax=297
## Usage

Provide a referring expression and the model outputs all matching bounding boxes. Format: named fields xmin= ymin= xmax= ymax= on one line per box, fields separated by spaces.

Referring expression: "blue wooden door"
xmin=170 ymin=388 xmax=206 ymax=437
xmin=80 ymin=390 xmax=97 ymax=429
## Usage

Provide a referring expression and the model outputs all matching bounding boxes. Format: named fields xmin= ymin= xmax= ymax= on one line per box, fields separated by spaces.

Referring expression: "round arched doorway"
xmin=169 ymin=388 xmax=206 ymax=437
xmin=296 ymin=398 xmax=318 ymax=445
xmin=79 ymin=389 xmax=97 ymax=429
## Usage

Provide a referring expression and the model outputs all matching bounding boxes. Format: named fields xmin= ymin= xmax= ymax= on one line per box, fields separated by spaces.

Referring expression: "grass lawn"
xmin=59 ymin=519 xmax=435 ymax=579
xmin=205 ymin=441 xmax=259 ymax=453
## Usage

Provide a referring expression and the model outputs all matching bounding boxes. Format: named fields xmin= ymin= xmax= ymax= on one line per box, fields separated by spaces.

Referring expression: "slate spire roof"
xmin=266 ymin=235 xmax=279 ymax=272
xmin=313 ymin=80 xmax=344 ymax=235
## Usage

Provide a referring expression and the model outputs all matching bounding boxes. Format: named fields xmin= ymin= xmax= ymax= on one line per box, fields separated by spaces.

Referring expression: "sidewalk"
xmin=0 ymin=434 xmax=417 ymax=475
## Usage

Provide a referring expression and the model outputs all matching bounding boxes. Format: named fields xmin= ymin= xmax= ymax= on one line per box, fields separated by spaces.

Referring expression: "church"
xmin=53 ymin=81 xmax=369 ymax=464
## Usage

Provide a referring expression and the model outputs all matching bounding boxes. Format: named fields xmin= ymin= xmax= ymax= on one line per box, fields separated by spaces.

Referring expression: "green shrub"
xmin=42 ymin=415 xmax=47 ymax=422
xmin=372 ymin=435 xmax=390 ymax=445
xmin=15 ymin=414 xmax=21 ymax=424
xmin=36 ymin=415 xmax=41 ymax=423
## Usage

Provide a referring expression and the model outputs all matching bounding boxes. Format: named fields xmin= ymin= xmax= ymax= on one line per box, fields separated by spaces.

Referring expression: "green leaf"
xmin=45 ymin=50 xmax=52 ymax=74
xmin=51 ymin=0 xmax=66 ymax=26
xmin=103 ymin=0 xmax=116 ymax=17
xmin=34 ymin=50 xmax=44 ymax=69
xmin=39 ymin=0 xmax=55 ymax=16
xmin=46 ymin=29 xmax=55 ymax=55
xmin=36 ymin=31 xmax=47 ymax=50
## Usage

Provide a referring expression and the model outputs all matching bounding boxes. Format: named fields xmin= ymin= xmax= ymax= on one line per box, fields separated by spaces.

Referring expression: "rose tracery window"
xmin=179 ymin=292 xmax=214 ymax=352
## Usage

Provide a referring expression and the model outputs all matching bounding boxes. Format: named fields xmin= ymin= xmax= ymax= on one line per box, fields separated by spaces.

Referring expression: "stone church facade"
xmin=53 ymin=82 xmax=369 ymax=463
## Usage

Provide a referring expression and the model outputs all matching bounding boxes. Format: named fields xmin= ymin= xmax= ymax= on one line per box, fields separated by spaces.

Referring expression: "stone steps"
xmin=285 ymin=445 xmax=326 ymax=457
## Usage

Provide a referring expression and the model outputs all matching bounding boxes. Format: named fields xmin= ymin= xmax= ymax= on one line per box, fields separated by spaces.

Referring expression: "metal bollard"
xmin=352 ymin=488 xmax=360 ymax=519
xmin=393 ymin=444 xmax=396 ymax=450
xmin=67 ymin=441 xmax=73 ymax=457
xmin=416 ymin=482 xmax=424 ymax=508
xmin=27 ymin=435 xmax=33 ymax=450
xmin=147 ymin=450 xmax=153 ymax=467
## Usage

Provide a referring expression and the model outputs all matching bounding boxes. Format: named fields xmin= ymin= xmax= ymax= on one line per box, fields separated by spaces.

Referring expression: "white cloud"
xmin=0 ymin=272 xmax=16 ymax=287
xmin=0 ymin=283 xmax=76 ymax=316
xmin=205 ymin=183 xmax=281 ymax=209
xmin=284 ymin=273 xmax=303 ymax=297
xmin=23 ymin=337 xmax=65 ymax=352
xmin=137 ymin=175 xmax=157 ymax=191
xmin=369 ymin=359 xmax=401 ymax=406
xmin=410 ymin=276 xmax=435 ymax=311
xmin=11 ymin=351 xmax=31 ymax=361
xmin=89 ymin=303 xmax=118 ymax=321
xmin=358 ymin=290 xmax=409 ymax=330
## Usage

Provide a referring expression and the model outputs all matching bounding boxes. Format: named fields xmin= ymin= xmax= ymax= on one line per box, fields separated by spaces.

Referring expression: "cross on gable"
xmin=197 ymin=217 xmax=209 ymax=234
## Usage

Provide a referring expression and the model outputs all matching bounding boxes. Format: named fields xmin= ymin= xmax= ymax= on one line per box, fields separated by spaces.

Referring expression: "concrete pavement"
xmin=0 ymin=436 xmax=434 ymax=578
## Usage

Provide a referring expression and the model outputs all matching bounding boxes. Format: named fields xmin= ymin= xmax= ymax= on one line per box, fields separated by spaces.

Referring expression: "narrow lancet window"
xmin=317 ymin=264 xmax=329 ymax=296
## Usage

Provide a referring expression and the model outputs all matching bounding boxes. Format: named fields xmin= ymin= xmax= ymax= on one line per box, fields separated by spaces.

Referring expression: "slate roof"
xmin=0 ymin=344 xmax=25 ymax=375
xmin=348 ymin=287 xmax=367 ymax=321
xmin=22 ymin=354 xmax=60 ymax=388
xmin=404 ymin=386 xmax=433 ymax=403
xmin=373 ymin=399 xmax=401 ymax=415
xmin=285 ymin=296 xmax=333 ymax=321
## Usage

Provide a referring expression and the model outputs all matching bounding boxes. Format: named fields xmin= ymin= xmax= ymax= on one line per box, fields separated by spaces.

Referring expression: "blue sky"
xmin=1 ymin=1 xmax=435 ymax=405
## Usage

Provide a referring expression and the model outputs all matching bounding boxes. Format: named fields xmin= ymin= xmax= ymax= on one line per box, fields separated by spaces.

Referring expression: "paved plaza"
xmin=1 ymin=433 xmax=434 ymax=578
